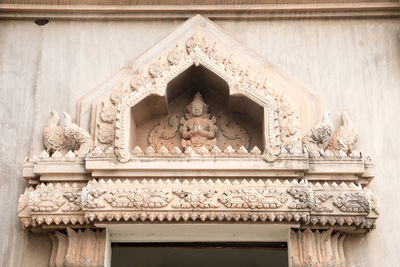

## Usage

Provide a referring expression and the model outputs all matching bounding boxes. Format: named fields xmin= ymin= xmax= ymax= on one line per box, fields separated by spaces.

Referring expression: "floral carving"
xmin=186 ymin=32 xmax=208 ymax=54
xmin=167 ymin=45 xmax=184 ymax=65
xmin=180 ymin=92 xmax=217 ymax=151
xmin=97 ymin=122 xmax=114 ymax=145
xmin=275 ymin=94 xmax=301 ymax=153
xmin=225 ymin=56 xmax=243 ymax=76
xmin=149 ymin=57 xmax=168 ymax=79
xmin=208 ymin=43 xmax=226 ymax=66
xmin=218 ymin=189 xmax=288 ymax=209
xmin=173 ymin=189 xmax=218 ymax=208
xmin=97 ymin=100 xmax=117 ymax=146
xmin=148 ymin=115 xmax=180 ymax=152
xmin=100 ymin=101 xmax=116 ymax=123
xmin=104 ymin=189 xmax=172 ymax=208
xmin=110 ymin=88 xmax=123 ymax=104
xmin=81 ymin=188 xmax=106 ymax=209
xmin=63 ymin=191 xmax=82 ymax=212
xmin=217 ymin=113 xmax=250 ymax=150
xmin=334 ymin=193 xmax=370 ymax=213
xmin=18 ymin=179 xmax=378 ymax=229
xmin=28 ymin=187 xmax=65 ymax=212
xmin=287 ymin=187 xmax=332 ymax=212
xmin=131 ymin=71 xmax=149 ymax=91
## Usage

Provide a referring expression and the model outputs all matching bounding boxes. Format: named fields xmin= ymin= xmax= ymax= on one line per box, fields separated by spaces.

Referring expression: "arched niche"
xmin=128 ymin=65 xmax=264 ymax=152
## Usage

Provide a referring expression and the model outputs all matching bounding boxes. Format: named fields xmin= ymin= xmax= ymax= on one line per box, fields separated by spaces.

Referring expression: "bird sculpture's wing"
xmin=43 ymin=126 xmax=66 ymax=152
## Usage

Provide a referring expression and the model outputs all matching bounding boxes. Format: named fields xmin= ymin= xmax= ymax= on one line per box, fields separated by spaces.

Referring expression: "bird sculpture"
xmin=63 ymin=112 xmax=93 ymax=157
xmin=327 ymin=110 xmax=358 ymax=155
xmin=42 ymin=110 xmax=92 ymax=157
xmin=43 ymin=110 xmax=69 ymax=154
xmin=303 ymin=112 xmax=333 ymax=157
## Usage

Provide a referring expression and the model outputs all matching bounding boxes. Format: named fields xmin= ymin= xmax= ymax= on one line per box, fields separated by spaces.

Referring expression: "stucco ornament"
xmin=303 ymin=112 xmax=333 ymax=158
xmin=49 ymin=228 xmax=106 ymax=267
xmin=179 ymin=92 xmax=218 ymax=151
xmin=43 ymin=110 xmax=93 ymax=157
xmin=148 ymin=115 xmax=180 ymax=151
xmin=217 ymin=113 xmax=250 ymax=150
xmin=18 ymin=16 xmax=380 ymax=267
xmin=106 ymin=31 xmax=300 ymax=162
xmin=327 ymin=110 xmax=359 ymax=155
xmin=18 ymin=178 xmax=378 ymax=229
xmin=290 ymin=229 xmax=346 ymax=267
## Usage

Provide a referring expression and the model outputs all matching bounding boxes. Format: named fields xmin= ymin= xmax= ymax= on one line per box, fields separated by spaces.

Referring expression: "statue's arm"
xmin=180 ymin=125 xmax=193 ymax=138
xmin=199 ymin=124 xmax=217 ymax=139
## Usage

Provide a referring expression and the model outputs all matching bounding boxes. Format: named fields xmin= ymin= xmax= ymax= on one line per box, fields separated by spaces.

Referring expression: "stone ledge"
xmin=1 ymin=2 xmax=399 ymax=20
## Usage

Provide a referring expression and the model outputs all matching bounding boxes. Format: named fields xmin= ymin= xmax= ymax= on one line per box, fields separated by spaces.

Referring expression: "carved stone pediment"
xmin=18 ymin=15 xmax=378 ymax=235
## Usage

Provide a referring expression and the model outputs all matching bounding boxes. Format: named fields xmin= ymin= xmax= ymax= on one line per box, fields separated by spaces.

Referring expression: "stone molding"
xmin=49 ymin=228 xmax=106 ymax=267
xmin=290 ymin=229 xmax=346 ymax=267
xmin=18 ymin=179 xmax=378 ymax=229
xmin=1 ymin=3 xmax=399 ymax=20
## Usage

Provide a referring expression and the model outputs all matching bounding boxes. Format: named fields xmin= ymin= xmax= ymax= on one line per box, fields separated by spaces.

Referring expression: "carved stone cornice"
xmin=1 ymin=3 xmax=399 ymax=20
xmin=23 ymin=151 xmax=373 ymax=184
xmin=18 ymin=179 xmax=378 ymax=230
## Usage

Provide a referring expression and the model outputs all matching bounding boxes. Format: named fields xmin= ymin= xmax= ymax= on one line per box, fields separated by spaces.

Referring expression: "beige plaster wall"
xmin=0 ymin=17 xmax=399 ymax=266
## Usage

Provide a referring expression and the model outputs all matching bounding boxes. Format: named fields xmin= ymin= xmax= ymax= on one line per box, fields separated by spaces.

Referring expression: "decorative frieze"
xmin=218 ymin=189 xmax=287 ymax=209
xmin=173 ymin=189 xmax=218 ymax=208
xmin=18 ymin=179 xmax=378 ymax=229
xmin=287 ymin=186 xmax=333 ymax=212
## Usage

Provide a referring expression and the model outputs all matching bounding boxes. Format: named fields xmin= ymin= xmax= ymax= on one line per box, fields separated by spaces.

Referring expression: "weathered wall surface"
xmin=0 ymin=17 xmax=399 ymax=266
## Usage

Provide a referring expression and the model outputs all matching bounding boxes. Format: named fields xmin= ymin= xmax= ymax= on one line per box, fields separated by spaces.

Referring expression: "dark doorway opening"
xmin=111 ymin=242 xmax=288 ymax=267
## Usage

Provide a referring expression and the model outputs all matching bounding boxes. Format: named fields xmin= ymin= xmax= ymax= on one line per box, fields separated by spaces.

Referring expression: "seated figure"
xmin=180 ymin=92 xmax=217 ymax=150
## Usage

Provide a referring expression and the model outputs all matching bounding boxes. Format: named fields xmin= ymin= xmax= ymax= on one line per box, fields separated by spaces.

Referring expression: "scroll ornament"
xmin=148 ymin=115 xmax=180 ymax=152
xmin=217 ymin=113 xmax=250 ymax=151
xmin=97 ymin=101 xmax=116 ymax=146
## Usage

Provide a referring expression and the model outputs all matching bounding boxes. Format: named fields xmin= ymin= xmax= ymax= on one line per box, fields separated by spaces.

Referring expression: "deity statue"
xmin=180 ymin=92 xmax=217 ymax=150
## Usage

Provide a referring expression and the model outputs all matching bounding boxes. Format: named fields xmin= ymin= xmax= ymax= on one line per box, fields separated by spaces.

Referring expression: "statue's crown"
xmin=192 ymin=92 xmax=204 ymax=104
